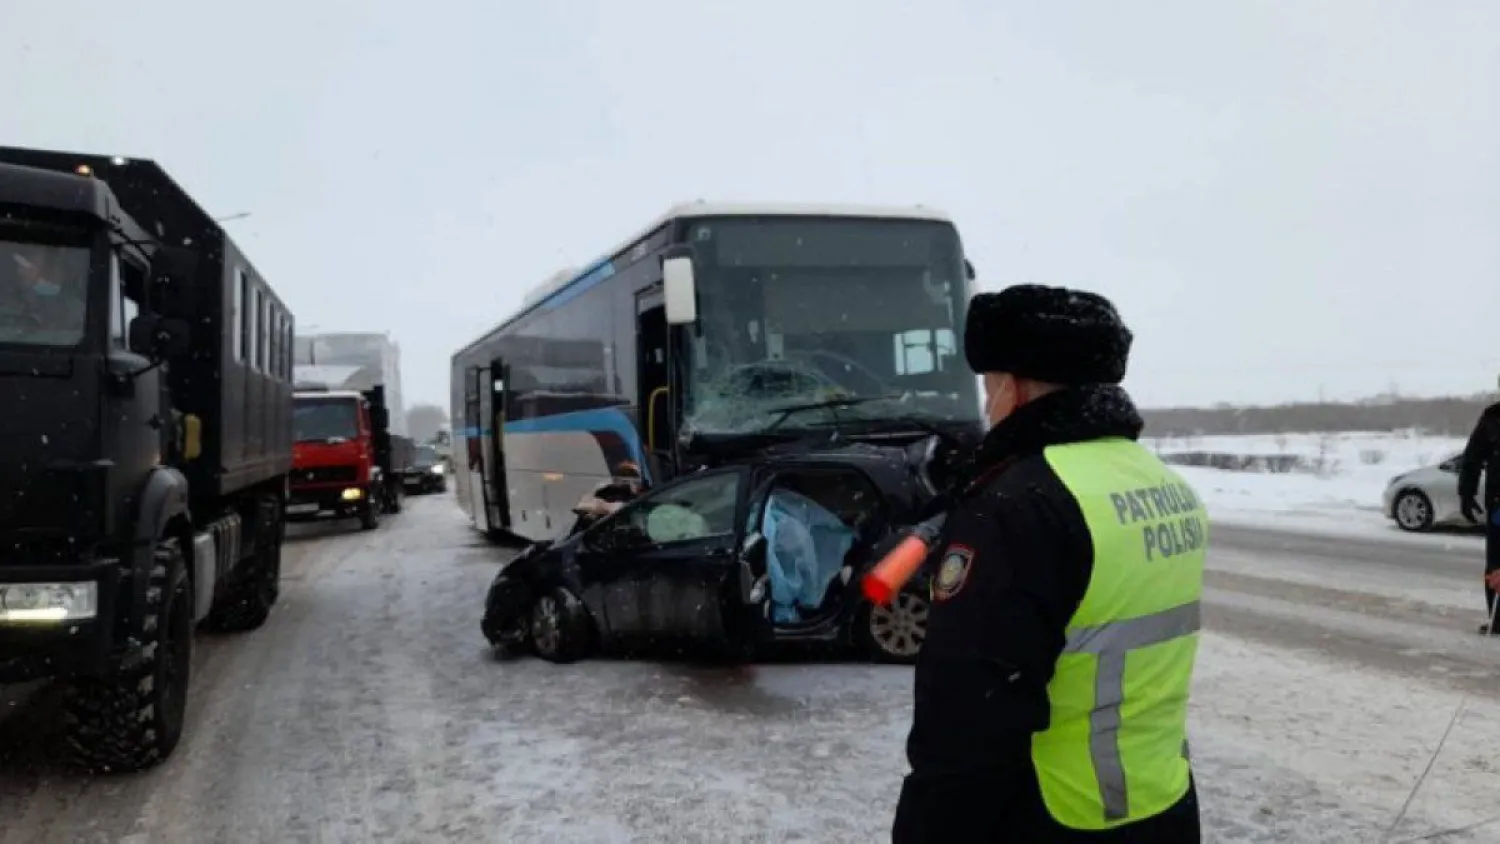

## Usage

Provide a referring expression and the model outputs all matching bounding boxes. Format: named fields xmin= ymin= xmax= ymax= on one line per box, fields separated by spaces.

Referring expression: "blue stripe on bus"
xmin=538 ymin=259 xmax=616 ymax=312
xmin=502 ymin=407 xmax=649 ymax=481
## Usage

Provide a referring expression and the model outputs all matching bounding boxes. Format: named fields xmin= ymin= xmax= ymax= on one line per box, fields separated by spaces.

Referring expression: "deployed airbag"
xmin=763 ymin=487 xmax=855 ymax=623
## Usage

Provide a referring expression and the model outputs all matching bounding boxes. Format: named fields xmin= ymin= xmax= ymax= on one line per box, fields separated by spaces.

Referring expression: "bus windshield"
xmin=680 ymin=216 xmax=981 ymax=434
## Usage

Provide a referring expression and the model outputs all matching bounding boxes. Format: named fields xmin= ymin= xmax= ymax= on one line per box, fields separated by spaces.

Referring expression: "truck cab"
xmin=0 ymin=164 xmax=185 ymax=673
xmin=0 ymin=150 xmax=294 ymax=773
xmin=288 ymin=389 xmax=385 ymax=528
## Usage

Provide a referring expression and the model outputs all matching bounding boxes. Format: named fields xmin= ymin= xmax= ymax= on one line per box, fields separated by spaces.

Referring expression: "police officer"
xmin=1457 ymin=381 xmax=1500 ymax=634
xmin=893 ymin=284 xmax=1204 ymax=842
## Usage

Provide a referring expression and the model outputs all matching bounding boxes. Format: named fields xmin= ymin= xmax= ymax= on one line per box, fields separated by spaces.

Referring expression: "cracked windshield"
xmin=2 ymin=3 xmax=1498 ymax=843
xmin=684 ymin=217 xmax=978 ymax=434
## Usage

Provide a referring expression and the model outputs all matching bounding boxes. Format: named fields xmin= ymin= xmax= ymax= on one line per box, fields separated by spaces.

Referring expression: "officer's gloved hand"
xmin=1460 ymin=496 xmax=1482 ymax=524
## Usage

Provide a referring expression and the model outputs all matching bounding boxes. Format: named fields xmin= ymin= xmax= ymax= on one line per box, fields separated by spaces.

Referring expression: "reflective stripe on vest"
xmin=1062 ymin=600 xmax=1202 ymax=821
xmin=1034 ymin=438 xmax=1207 ymax=831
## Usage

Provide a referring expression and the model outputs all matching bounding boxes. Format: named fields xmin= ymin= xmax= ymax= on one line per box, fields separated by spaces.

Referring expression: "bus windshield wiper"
xmin=764 ymin=394 xmax=897 ymax=432
xmin=845 ymin=412 xmax=949 ymax=440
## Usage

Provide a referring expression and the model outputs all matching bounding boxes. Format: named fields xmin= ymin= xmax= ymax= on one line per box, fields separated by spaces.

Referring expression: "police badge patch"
xmin=932 ymin=544 xmax=974 ymax=602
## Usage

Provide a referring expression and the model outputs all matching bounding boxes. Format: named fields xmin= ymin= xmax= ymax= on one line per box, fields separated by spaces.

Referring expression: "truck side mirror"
xmin=149 ymin=246 xmax=197 ymax=315
xmin=128 ymin=313 xmax=191 ymax=359
xmin=964 ymin=259 xmax=976 ymax=281
xmin=370 ymin=406 xmax=390 ymax=431
xmin=661 ymin=245 xmax=697 ymax=326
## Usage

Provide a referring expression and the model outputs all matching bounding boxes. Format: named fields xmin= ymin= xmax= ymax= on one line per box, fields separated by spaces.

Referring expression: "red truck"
xmin=287 ymin=386 xmax=409 ymax=529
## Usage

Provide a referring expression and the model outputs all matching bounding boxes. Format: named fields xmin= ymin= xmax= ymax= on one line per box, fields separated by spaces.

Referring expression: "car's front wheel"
xmin=855 ymin=586 xmax=929 ymax=664
xmin=530 ymin=586 xmax=593 ymax=664
xmin=1393 ymin=489 xmax=1435 ymax=532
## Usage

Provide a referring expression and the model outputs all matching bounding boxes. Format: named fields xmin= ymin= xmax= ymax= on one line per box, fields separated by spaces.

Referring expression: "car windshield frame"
xmin=584 ymin=465 xmax=749 ymax=549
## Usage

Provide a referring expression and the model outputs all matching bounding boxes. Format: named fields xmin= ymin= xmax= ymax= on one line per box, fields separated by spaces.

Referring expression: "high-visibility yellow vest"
xmin=1033 ymin=437 xmax=1206 ymax=830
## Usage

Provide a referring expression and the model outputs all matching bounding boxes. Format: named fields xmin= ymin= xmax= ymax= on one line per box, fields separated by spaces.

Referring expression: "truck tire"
xmin=62 ymin=541 xmax=193 ymax=773
xmin=360 ymin=496 xmax=380 ymax=530
xmin=205 ymin=498 xmax=282 ymax=632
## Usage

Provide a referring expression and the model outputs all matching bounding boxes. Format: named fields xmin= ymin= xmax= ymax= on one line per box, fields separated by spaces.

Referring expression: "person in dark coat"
xmin=1458 ymin=385 xmax=1500 ymax=634
xmin=892 ymin=284 xmax=1203 ymax=843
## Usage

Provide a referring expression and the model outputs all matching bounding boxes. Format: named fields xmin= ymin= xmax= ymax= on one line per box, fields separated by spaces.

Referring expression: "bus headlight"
xmin=0 ymin=582 xmax=98 ymax=623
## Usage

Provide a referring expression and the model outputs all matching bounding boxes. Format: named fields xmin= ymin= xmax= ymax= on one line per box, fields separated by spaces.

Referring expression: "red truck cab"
xmin=287 ymin=390 xmax=383 ymax=529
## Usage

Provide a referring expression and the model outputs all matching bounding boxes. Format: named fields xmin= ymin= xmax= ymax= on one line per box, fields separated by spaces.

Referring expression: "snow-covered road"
xmin=1 ymin=497 xmax=1498 ymax=842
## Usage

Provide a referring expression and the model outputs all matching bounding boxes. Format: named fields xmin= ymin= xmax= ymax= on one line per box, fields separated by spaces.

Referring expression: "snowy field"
xmin=1143 ymin=430 xmax=1480 ymax=544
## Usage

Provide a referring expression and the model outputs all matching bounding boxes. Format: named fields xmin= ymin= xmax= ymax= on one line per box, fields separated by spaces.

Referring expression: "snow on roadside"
xmin=1139 ymin=430 xmax=1482 ymax=546
xmin=1143 ymin=430 xmax=1466 ymax=472
xmin=1192 ymin=632 xmax=1500 ymax=843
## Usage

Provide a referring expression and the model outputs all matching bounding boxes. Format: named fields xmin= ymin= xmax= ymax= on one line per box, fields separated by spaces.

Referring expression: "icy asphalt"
xmin=2 ymin=498 xmax=1498 ymax=843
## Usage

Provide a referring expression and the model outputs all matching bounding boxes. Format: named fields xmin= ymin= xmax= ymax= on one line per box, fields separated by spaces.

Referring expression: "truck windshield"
xmin=680 ymin=216 xmax=980 ymax=434
xmin=0 ymin=234 xmax=90 ymax=348
xmin=294 ymin=398 xmax=361 ymax=443
xmin=414 ymin=446 xmax=438 ymax=466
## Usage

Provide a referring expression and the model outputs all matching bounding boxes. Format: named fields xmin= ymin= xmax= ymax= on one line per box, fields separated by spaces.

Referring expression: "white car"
xmin=1382 ymin=453 xmax=1487 ymax=532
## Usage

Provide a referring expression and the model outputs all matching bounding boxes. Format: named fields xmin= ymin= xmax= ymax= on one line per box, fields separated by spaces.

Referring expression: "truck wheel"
xmin=388 ymin=486 xmax=404 ymax=515
xmin=62 ymin=541 xmax=193 ymax=773
xmin=205 ymin=499 xmax=281 ymax=632
xmin=360 ymin=496 xmax=380 ymax=530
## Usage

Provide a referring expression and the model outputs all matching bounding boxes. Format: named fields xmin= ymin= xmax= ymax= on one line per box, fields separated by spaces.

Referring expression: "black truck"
xmin=0 ymin=148 xmax=295 ymax=771
xmin=365 ymin=383 xmax=415 ymax=517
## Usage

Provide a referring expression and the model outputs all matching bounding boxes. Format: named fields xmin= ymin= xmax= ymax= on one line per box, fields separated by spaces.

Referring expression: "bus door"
xmin=636 ymin=288 xmax=671 ymax=483
xmin=463 ymin=365 xmax=488 ymax=529
xmin=486 ymin=360 xmax=511 ymax=530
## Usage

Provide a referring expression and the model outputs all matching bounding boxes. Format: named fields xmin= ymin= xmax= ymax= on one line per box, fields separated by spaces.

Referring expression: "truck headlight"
xmin=341 ymin=487 xmax=364 ymax=501
xmin=430 ymin=464 xmax=445 ymax=476
xmin=0 ymin=582 xmax=98 ymax=623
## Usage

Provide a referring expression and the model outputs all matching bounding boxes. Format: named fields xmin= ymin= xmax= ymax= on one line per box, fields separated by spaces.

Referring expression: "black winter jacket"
xmin=891 ymin=385 xmax=1200 ymax=843
xmin=1459 ymin=402 xmax=1500 ymax=511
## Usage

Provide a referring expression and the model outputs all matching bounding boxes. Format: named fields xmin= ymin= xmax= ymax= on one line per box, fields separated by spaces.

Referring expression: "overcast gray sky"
xmin=3 ymin=0 xmax=1496 ymax=410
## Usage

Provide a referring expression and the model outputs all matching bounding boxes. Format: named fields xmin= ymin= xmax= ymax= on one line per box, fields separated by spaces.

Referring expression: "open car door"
xmin=581 ymin=466 xmax=757 ymax=643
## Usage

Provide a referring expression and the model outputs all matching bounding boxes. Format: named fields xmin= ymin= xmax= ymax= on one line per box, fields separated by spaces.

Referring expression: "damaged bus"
xmin=451 ymin=202 xmax=984 ymax=543
xmin=457 ymin=202 xmax=989 ymax=663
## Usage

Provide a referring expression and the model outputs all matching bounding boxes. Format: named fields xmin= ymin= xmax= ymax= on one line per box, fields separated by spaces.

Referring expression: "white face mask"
xmin=983 ymin=376 xmax=1013 ymax=427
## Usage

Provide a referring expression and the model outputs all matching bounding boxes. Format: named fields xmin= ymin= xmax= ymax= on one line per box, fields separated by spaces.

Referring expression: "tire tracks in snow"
xmin=1201 ymin=527 xmax=1500 ymax=697
xmin=1193 ymin=523 xmax=1500 ymax=841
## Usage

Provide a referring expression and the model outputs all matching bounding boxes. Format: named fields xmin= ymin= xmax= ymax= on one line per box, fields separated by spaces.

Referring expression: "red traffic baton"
xmin=862 ymin=514 xmax=947 ymax=606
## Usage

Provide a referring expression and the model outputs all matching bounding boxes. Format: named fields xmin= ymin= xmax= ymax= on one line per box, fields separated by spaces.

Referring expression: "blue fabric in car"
xmin=763 ymin=487 xmax=855 ymax=623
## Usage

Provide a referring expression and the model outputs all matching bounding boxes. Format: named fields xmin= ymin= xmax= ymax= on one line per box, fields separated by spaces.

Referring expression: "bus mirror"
xmin=662 ymin=255 xmax=698 ymax=325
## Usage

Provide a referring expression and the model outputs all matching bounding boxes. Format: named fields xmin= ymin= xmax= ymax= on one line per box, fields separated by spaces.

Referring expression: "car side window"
xmin=616 ymin=471 xmax=742 ymax=545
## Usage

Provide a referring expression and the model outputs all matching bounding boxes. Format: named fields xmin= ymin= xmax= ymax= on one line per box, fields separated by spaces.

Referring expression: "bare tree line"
xmin=1142 ymin=392 xmax=1497 ymax=437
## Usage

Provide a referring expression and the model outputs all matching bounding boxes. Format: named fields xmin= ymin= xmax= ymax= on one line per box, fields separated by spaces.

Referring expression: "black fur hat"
xmin=964 ymin=284 xmax=1132 ymax=385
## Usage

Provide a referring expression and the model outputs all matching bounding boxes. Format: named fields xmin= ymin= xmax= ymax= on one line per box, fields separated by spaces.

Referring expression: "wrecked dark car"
xmin=480 ymin=430 xmax=974 ymax=664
